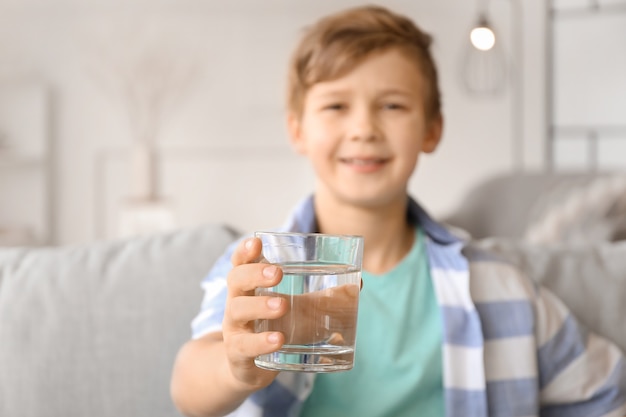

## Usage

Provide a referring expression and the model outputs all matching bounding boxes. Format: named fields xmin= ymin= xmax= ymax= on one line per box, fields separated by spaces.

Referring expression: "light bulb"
xmin=470 ymin=26 xmax=496 ymax=51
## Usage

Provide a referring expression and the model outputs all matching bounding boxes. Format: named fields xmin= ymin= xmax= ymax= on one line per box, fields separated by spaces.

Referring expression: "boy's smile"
xmin=338 ymin=156 xmax=390 ymax=174
xmin=288 ymin=47 xmax=442 ymax=209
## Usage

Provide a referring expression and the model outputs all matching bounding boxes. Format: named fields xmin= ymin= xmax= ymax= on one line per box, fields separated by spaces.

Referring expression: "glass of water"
xmin=254 ymin=231 xmax=364 ymax=372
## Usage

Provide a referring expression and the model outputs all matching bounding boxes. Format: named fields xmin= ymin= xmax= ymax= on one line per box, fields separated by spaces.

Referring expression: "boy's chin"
xmin=326 ymin=190 xmax=409 ymax=210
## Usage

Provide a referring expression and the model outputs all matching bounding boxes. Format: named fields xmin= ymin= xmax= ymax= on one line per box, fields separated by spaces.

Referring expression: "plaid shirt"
xmin=191 ymin=195 xmax=626 ymax=417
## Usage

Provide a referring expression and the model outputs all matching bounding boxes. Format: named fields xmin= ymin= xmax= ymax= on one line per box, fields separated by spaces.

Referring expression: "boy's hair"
xmin=287 ymin=5 xmax=441 ymax=121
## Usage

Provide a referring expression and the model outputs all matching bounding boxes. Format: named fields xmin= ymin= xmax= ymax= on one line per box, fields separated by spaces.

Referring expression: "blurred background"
xmin=0 ymin=0 xmax=624 ymax=246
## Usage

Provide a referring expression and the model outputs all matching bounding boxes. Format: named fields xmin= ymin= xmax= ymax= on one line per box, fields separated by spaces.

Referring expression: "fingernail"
xmin=245 ymin=239 xmax=254 ymax=251
xmin=263 ymin=265 xmax=278 ymax=279
xmin=267 ymin=297 xmax=282 ymax=310
xmin=267 ymin=332 xmax=280 ymax=344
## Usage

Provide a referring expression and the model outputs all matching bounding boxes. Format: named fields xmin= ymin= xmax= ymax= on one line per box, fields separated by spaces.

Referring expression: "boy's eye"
xmin=323 ymin=103 xmax=346 ymax=111
xmin=382 ymin=103 xmax=406 ymax=110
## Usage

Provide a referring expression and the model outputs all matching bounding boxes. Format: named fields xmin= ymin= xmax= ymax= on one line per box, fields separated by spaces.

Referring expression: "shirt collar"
xmin=284 ymin=194 xmax=461 ymax=246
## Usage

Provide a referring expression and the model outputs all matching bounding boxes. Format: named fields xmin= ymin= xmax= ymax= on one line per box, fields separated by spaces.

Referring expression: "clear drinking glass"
xmin=254 ymin=232 xmax=364 ymax=372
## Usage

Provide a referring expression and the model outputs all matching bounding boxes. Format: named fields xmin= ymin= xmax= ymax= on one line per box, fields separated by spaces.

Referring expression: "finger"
xmin=231 ymin=237 xmax=263 ymax=267
xmin=326 ymin=332 xmax=346 ymax=345
xmin=227 ymin=263 xmax=282 ymax=297
xmin=318 ymin=283 xmax=360 ymax=310
xmin=227 ymin=295 xmax=288 ymax=326
xmin=225 ymin=331 xmax=285 ymax=360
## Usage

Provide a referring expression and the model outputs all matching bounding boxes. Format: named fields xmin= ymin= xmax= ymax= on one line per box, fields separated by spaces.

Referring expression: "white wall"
xmin=0 ymin=0 xmax=549 ymax=244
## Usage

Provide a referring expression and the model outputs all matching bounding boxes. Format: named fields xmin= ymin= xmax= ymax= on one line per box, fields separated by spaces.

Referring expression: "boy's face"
xmin=288 ymin=47 xmax=442 ymax=208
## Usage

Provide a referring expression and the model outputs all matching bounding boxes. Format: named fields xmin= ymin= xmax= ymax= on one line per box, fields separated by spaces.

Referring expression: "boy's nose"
xmin=349 ymin=109 xmax=381 ymax=142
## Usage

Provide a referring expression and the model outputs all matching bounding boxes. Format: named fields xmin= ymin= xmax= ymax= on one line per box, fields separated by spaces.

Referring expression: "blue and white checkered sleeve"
xmin=535 ymin=286 xmax=626 ymax=416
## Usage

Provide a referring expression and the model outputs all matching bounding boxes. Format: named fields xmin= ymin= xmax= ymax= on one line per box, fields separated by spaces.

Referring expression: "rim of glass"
xmin=254 ymin=231 xmax=363 ymax=240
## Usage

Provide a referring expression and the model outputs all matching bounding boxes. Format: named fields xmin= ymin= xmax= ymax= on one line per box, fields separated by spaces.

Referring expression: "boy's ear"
xmin=421 ymin=113 xmax=444 ymax=154
xmin=287 ymin=112 xmax=307 ymax=154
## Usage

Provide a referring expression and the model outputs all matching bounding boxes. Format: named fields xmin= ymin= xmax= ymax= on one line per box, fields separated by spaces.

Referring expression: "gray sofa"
xmin=1 ymin=172 xmax=624 ymax=417
xmin=0 ymin=224 xmax=238 ymax=417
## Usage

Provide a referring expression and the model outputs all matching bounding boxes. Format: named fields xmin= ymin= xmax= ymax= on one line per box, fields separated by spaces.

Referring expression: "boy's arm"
xmin=170 ymin=332 xmax=253 ymax=417
xmin=534 ymin=286 xmax=626 ymax=415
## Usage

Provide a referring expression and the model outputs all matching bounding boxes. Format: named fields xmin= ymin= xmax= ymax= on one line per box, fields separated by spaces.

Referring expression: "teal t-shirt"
xmin=300 ymin=227 xmax=444 ymax=417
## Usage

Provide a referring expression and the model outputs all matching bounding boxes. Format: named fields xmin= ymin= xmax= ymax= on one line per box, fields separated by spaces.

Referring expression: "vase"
xmin=130 ymin=142 xmax=157 ymax=200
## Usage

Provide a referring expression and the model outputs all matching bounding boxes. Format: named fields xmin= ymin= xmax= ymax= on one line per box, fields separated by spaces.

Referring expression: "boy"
xmin=170 ymin=5 xmax=626 ymax=417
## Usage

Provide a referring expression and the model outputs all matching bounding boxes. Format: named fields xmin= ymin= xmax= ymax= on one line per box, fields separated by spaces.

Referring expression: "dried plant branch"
xmin=82 ymin=17 xmax=204 ymax=146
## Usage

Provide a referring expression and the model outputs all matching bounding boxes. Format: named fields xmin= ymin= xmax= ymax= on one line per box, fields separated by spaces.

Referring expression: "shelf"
xmin=0 ymin=80 xmax=50 ymax=245
xmin=0 ymin=154 xmax=47 ymax=169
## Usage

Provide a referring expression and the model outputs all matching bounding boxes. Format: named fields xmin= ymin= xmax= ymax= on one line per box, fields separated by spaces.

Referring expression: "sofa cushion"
xmin=443 ymin=172 xmax=615 ymax=240
xmin=524 ymin=174 xmax=626 ymax=244
xmin=475 ymin=238 xmax=626 ymax=353
xmin=0 ymin=224 xmax=238 ymax=417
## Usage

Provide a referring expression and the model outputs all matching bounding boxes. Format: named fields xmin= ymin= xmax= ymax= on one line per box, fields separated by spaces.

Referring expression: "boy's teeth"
xmin=348 ymin=159 xmax=380 ymax=165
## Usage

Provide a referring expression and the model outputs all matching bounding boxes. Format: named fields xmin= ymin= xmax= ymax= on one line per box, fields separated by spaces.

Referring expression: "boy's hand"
xmin=257 ymin=284 xmax=359 ymax=345
xmin=221 ymin=237 xmax=287 ymax=391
